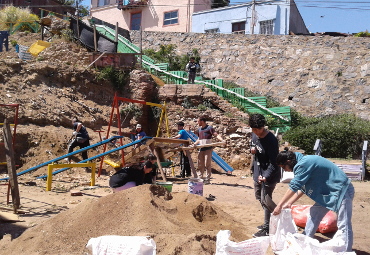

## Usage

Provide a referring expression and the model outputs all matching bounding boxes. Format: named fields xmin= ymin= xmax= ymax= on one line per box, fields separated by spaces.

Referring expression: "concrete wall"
xmin=90 ymin=0 xmax=212 ymax=32
xmin=130 ymin=31 xmax=370 ymax=120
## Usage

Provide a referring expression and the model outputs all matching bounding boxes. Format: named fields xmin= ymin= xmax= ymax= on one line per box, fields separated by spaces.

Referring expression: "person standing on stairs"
xmin=185 ymin=57 xmax=199 ymax=84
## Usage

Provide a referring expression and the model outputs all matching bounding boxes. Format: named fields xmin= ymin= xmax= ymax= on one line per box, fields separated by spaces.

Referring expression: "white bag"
xmin=86 ymin=235 xmax=156 ymax=255
xmin=269 ymin=209 xmax=298 ymax=252
xmin=279 ymin=232 xmax=356 ymax=255
xmin=215 ymin=230 xmax=270 ymax=255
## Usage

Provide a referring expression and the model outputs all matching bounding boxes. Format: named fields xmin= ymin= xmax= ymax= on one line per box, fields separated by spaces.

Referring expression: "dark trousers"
xmin=188 ymin=72 xmax=196 ymax=84
xmin=68 ymin=138 xmax=90 ymax=161
xmin=254 ymin=181 xmax=276 ymax=230
xmin=180 ymin=151 xmax=191 ymax=177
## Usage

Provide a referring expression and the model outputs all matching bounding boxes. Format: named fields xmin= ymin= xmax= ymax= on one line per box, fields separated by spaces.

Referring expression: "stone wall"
xmin=130 ymin=31 xmax=370 ymax=120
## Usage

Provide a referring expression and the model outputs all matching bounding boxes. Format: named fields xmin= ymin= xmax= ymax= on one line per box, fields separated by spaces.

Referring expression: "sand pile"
xmin=1 ymin=184 xmax=249 ymax=255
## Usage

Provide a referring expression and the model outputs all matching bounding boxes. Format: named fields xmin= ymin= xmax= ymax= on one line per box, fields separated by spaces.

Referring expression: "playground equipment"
xmin=0 ymin=136 xmax=123 ymax=181
xmin=46 ymin=162 xmax=96 ymax=191
xmin=97 ymin=93 xmax=170 ymax=176
xmin=37 ymin=136 xmax=152 ymax=179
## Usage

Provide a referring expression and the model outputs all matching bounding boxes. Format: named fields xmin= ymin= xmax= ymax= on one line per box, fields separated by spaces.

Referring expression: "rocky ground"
xmin=0 ymin=32 xmax=369 ymax=254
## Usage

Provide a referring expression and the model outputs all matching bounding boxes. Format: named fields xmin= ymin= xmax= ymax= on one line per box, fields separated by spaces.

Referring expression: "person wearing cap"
xmin=109 ymin=160 xmax=154 ymax=192
xmin=173 ymin=121 xmax=191 ymax=178
xmin=134 ymin=124 xmax=146 ymax=141
xmin=66 ymin=117 xmax=90 ymax=163
xmin=132 ymin=124 xmax=146 ymax=148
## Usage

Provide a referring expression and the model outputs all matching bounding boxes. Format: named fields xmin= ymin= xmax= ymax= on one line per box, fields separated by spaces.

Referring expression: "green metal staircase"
xmin=95 ymin=25 xmax=291 ymax=132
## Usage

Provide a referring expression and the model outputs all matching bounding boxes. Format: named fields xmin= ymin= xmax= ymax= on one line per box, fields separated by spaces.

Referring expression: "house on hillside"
xmin=0 ymin=0 xmax=75 ymax=18
xmin=192 ymin=0 xmax=309 ymax=35
xmin=90 ymin=0 xmax=213 ymax=32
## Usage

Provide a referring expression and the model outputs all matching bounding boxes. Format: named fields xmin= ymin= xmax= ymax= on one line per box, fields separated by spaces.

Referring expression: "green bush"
xmin=283 ymin=114 xmax=370 ymax=158
xmin=96 ymin=66 xmax=130 ymax=91
xmin=354 ymin=30 xmax=370 ymax=37
xmin=143 ymin=45 xmax=200 ymax=72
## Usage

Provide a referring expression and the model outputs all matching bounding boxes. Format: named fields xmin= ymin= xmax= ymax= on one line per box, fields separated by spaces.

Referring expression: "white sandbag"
xmin=278 ymin=232 xmax=356 ymax=255
xmin=215 ymin=230 xmax=270 ymax=255
xmin=86 ymin=235 xmax=156 ymax=255
xmin=269 ymin=209 xmax=298 ymax=252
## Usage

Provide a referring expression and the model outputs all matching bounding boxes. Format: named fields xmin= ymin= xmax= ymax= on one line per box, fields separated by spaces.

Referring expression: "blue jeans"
xmin=303 ymin=183 xmax=354 ymax=252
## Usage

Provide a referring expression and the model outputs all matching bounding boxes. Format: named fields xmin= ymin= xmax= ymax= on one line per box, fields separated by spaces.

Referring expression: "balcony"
xmin=117 ymin=0 xmax=148 ymax=10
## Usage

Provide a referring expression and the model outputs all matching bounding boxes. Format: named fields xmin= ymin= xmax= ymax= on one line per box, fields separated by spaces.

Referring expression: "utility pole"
xmin=250 ymin=0 xmax=256 ymax=34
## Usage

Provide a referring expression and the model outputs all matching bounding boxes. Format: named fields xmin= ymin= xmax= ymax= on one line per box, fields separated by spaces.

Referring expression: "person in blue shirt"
xmin=173 ymin=121 xmax=191 ymax=178
xmin=273 ymin=148 xmax=355 ymax=252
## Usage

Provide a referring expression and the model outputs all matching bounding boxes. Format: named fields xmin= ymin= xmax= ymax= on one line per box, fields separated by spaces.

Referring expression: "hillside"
xmin=0 ymin=31 xmax=252 ymax=177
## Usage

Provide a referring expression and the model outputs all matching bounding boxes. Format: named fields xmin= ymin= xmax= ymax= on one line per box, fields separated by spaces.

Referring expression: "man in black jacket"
xmin=249 ymin=113 xmax=280 ymax=237
xmin=109 ymin=160 xmax=154 ymax=192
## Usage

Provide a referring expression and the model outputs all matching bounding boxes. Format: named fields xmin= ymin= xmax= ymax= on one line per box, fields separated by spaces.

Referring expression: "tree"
xmin=56 ymin=0 xmax=90 ymax=17
xmin=211 ymin=0 xmax=230 ymax=8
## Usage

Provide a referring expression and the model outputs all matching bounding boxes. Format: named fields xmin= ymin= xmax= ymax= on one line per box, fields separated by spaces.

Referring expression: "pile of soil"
xmin=0 ymin=185 xmax=248 ymax=255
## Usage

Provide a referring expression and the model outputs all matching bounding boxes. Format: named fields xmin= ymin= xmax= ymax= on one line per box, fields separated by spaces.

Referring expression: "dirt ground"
xmin=0 ymin=163 xmax=369 ymax=254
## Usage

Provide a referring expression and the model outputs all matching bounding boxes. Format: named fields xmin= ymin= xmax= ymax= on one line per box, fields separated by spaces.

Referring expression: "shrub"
xmin=96 ymin=66 xmax=130 ymax=91
xmin=283 ymin=114 xmax=370 ymax=158
xmin=354 ymin=30 xmax=370 ymax=37
xmin=0 ymin=6 xmax=39 ymax=32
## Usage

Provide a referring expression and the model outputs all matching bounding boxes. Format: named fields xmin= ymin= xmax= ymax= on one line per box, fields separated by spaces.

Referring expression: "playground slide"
xmin=186 ymin=131 xmax=233 ymax=173
xmin=36 ymin=136 xmax=153 ymax=179
xmin=0 ymin=136 xmax=124 ymax=181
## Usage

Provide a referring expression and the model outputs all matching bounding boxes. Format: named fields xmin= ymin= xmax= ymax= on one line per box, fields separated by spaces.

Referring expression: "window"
xmin=232 ymin=22 xmax=245 ymax=34
xmin=130 ymin=12 xmax=142 ymax=30
xmin=98 ymin=0 xmax=110 ymax=6
xmin=164 ymin=10 xmax=178 ymax=26
xmin=260 ymin=20 xmax=274 ymax=35
xmin=205 ymin=28 xmax=219 ymax=33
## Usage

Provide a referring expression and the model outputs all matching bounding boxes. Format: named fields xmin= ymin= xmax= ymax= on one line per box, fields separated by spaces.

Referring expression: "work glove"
xmin=72 ymin=131 xmax=78 ymax=136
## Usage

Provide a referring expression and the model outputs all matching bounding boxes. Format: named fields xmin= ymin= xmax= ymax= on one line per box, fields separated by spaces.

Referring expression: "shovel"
xmin=262 ymin=182 xmax=277 ymax=213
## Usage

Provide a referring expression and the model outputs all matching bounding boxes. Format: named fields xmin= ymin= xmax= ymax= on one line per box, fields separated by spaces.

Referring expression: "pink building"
xmin=90 ymin=0 xmax=212 ymax=32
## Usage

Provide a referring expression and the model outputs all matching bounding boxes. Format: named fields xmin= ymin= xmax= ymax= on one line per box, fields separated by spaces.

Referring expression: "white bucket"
xmin=188 ymin=178 xmax=203 ymax=196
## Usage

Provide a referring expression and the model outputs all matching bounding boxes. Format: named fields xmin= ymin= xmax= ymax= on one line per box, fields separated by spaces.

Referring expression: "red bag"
xmin=291 ymin=205 xmax=338 ymax=234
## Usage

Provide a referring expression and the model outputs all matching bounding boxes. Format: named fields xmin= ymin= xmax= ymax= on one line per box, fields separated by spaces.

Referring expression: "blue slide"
xmin=186 ymin=130 xmax=233 ymax=173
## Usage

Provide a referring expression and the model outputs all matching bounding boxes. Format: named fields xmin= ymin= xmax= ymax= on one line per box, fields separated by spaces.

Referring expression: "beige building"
xmin=90 ymin=0 xmax=212 ymax=32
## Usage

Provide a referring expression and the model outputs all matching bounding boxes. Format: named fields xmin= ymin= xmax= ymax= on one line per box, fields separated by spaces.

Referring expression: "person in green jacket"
xmin=273 ymin=148 xmax=355 ymax=252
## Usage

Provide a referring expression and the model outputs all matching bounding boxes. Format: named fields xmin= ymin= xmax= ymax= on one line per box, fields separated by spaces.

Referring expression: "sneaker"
xmin=253 ymin=229 xmax=269 ymax=238
xmin=257 ymin=224 xmax=265 ymax=230
xmin=203 ymin=180 xmax=211 ymax=185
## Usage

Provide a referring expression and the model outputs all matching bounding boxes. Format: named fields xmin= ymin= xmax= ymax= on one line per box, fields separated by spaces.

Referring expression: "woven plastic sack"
xmin=215 ymin=230 xmax=270 ymax=255
xmin=269 ymin=209 xmax=298 ymax=252
xmin=291 ymin=205 xmax=338 ymax=233
xmin=279 ymin=232 xmax=355 ymax=255
xmin=86 ymin=235 xmax=156 ymax=255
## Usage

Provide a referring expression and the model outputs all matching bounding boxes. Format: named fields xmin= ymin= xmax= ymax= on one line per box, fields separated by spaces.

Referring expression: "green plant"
xmin=283 ymin=114 xmax=370 ymax=158
xmin=120 ymin=103 xmax=143 ymax=120
xmin=354 ymin=30 xmax=370 ymax=37
xmin=96 ymin=66 xmax=130 ymax=91
xmin=181 ymin=97 xmax=194 ymax=109
xmin=143 ymin=45 xmax=201 ymax=72
xmin=0 ymin=6 xmax=39 ymax=32
xmin=10 ymin=40 xmax=17 ymax=47
xmin=197 ymin=104 xmax=207 ymax=111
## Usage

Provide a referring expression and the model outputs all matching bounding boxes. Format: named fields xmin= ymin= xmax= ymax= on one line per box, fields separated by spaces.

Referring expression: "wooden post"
xmin=184 ymin=149 xmax=197 ymax=178
xmin=93 ymin=24 xmax=97 ymax=52
xmin=149 ymin=144 xmax=167 ymax=182
xmin=3 ymin=120 xmax=20 ymax=213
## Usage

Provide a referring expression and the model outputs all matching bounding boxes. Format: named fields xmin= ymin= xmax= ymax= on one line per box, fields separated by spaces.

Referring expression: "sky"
xmin=79 ymin=0 xmax=370 ymax=34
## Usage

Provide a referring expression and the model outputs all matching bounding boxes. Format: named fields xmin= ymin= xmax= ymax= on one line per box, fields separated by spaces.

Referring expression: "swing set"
xmin=97 ymin=93 xmax=170 ymax=176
